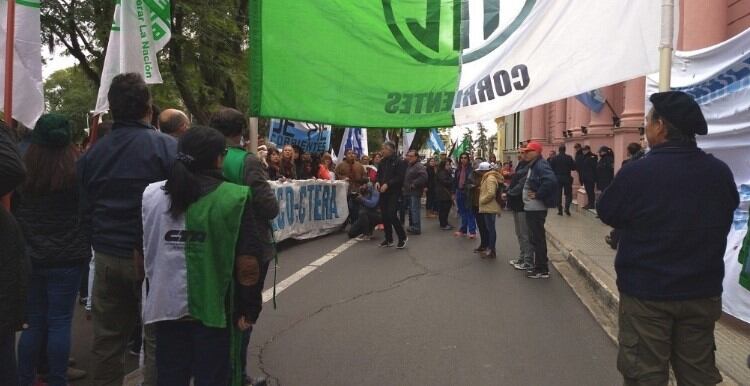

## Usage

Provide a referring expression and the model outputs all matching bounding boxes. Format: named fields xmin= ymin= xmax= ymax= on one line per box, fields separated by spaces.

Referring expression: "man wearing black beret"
xmin=597 ymin=91 xmax=739 ymax=385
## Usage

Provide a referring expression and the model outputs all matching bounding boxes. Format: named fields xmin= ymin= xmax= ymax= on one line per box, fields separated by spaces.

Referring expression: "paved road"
xmin=64 ymin=213 xmax=620 ymax=385
xmin=246 ymin=214 xmax=619 ymax=386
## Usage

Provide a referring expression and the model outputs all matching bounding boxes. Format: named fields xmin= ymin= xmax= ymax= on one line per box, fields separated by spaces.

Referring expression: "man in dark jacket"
xmin=598 ymin=91 xmax=739 ymax=385
xmin=376 ymin=141 xmax=408 ymax=249
xmin=595 ymin=146 xmax=615 ymax=192
xmin=210 ymin=107 xmax=279 ymax=386
xmin=0 ymin=121 xmax=28 ymax=383
xmin=403 ymin=150 xmax=428 ymax=235
xmin=522 ymin=142 xmax=558 ymax=279
xmin=549 ymin=144 xmax=576 ymax=216
xmin=573 ymin=143 xmax=583 ymax=181
xmin=605 ymin=143 xmax=645 ymax=249
xmin=78 ymin=73 xmax=177 ymax=385
xmin=578 ymin=145 xmax=598 ymax=209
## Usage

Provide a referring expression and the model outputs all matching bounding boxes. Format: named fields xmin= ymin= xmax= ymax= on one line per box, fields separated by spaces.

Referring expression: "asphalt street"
xmin=63 ymin=213 xmax=620 ymax=385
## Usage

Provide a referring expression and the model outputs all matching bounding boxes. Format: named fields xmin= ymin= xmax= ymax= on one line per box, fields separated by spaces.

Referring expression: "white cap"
xmin=476 ymin=162 xmax=491 ymax=171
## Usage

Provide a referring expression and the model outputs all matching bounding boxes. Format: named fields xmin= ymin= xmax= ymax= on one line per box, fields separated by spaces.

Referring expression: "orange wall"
xmin=729 ymin=0 xmax=750 ymax=36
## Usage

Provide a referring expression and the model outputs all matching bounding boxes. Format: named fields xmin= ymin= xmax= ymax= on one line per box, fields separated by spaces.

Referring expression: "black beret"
xmin=649 ymin=91 xmax=708 ymax=135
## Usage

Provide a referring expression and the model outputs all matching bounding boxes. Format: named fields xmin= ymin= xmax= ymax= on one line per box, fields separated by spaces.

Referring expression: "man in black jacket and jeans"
xmin=549 ymin=144 xmax=576 ymax=216
xmin=78 ymin=73 xmax=177 ymax=386
xmin=0 ymin=120 xmax=28 ymax=384
xmin=598 ymin=91 xmax=738 ymax=385
xmin=376 ymin=141 xmax=408 ymax=249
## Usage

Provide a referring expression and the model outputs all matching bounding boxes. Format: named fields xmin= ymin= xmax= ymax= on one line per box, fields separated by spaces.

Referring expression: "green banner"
xmin=250 ymin=0 xmax=459 ymax=128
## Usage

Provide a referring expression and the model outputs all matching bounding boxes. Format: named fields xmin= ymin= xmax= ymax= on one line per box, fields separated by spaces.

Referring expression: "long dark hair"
xmin=164 ymin=126 xmax=226 ymax=217
xmin=22 ymin=144 xmax=78 ymax=195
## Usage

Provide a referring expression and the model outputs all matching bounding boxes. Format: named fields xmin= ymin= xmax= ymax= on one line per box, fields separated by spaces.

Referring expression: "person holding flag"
xmin=138 ymin=126 xmax=263 ymax=386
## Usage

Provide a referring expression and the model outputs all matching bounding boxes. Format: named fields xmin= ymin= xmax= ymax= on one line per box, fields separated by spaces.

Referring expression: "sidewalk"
xmin=544 ymin=207 xmax=750 ymax=385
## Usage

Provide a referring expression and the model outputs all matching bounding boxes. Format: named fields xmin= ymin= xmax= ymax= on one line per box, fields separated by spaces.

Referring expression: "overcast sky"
xmin=43 ymin=52 xmax=76 ymax=79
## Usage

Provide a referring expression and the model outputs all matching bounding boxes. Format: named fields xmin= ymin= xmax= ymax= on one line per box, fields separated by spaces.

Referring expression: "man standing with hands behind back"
xmin=598 ymin=91 xmax=738 ymax=385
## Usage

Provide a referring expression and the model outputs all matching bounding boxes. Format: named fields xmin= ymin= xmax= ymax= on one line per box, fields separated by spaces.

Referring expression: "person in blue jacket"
xmin=597 ymin=91 xmax=739 ymax=385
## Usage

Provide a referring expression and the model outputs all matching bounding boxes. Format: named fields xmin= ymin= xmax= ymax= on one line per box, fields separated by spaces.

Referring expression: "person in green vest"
xmin=210 ymin=108 xmax=279 ymax=386
xmin=136 ymin=126 xmax=264 ymax=386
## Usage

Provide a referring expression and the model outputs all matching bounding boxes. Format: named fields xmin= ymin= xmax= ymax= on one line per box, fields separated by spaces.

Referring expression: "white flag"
xmin=453 ymin=0 xmax=663 ymax=124
xmin=403 ymin=128 xmax=416 ymax=151
xmin=94 ymin=0 xmax=171 ymax=114
xmin=0 ymin=0 xmax=43 ymax=129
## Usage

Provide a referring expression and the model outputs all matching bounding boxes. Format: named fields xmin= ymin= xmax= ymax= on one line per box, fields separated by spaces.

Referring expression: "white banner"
xmin=454 ymin=0 xmax=662 ymax=125
xmin=647 ymin=26 xmax=750 ymax=323
xmin=94 ymin=0 xmax=171 ymax=114
xmin=0 ymin=0 xmax=43 ymax=129
xmin=270 ymin=179 xmax=349 ymax=242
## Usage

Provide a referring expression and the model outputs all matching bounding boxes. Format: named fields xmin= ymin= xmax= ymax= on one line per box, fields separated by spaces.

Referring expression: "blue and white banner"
xmin=575 ymin=89 xmax=606 ymax=113
xmin=270 ymin=179 xmax=349 ymax=242
xmin=269 ymin=119 xmax=331 ymax=153
xmin=338 ymin=128 xmax=369 ymax=159
xmin=428 ymin=128 xmax=446 ymax=153
xmin=647 ymin=26 xmax=750 ymax=323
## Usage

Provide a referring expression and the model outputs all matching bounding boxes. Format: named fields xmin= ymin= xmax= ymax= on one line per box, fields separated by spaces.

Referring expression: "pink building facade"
xmin=507 ymin=0 xmax=750 ymax=207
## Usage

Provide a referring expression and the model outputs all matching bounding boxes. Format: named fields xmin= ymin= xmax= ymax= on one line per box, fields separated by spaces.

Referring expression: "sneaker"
xmin=67 ymin=367 xmax=87 ymax=381
xmin=514 ymin=262 xmax=533 ymax=271
xmin=527 ymin=270 xmax=550 ymax=279
xmin=379 ymin=240 xmax=394 ymax=248
xmin=508 ymin=259 xmax=521 ymax=266
xmin=453 ymin=231 xmax=466 ymax=237
xmin=467 ymin=233 xmax=476 ymax=239
xmin=396 ymin=238 xmax=408 ymax=249
xmin=565 ymin=209 xmax=572 ymax=216
xmin=355 ymin=234 xmax=372 ymax=241
xmin=407 ymin=228 xmax=421 ymax=235
xmin=440 ymin=225 xmax=454 ymax=231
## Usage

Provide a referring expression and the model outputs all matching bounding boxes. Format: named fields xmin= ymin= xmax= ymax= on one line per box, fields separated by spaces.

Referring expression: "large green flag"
xmin=250 ymin=0 xmax=459 ymax=128
xmin=249 ymin=0 xmax=662 ymax=128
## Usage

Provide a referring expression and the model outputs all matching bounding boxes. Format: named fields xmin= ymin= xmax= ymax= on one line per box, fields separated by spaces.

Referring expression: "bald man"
xmin=158 ymin=109 xmax=189 ymax=138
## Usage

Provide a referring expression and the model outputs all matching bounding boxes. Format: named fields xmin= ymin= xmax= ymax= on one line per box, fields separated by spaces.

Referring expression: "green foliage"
xmin=41 ymin=0 xmax=251 ymax=125
xmin=462 ymin=127 xmax=474 ymax=152
xmin=44 ymin=66 xmax=95 ymax=138
xmin=475 ymin=123 xmax=489 ymax=159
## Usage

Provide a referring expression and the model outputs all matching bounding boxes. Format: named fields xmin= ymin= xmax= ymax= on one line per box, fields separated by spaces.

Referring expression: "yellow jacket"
xmin=479 ymin=171 xmax=504 ymax=214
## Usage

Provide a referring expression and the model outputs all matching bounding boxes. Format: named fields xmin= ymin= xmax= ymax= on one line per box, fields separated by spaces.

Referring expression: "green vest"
xmin=223 ymin=147 xmax=248 ymax=185
xmin=186 ymin=182 xmax=249 ymax=386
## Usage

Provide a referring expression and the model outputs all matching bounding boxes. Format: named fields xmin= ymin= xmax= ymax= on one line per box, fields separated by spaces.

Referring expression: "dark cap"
xmin=649 ymin=91 xmax=707 ymax=135
xmin=32 ymin=113 xmax=73 ymax=147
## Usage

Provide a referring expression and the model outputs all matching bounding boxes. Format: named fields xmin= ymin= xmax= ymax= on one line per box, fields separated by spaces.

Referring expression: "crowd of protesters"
xmin=0 ymin=72 xmax=739 ymax=386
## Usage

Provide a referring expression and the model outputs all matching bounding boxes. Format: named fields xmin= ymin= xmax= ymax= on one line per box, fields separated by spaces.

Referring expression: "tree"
xmin=44 ymin=67 xmax=97 ymax=133
xmin=475 ymin=122 xmax=489 ymax=159
xmin=462 ymin=127 xmax=474 ymax=153
xmin=41 ymin=0 xmax=251 ymax=124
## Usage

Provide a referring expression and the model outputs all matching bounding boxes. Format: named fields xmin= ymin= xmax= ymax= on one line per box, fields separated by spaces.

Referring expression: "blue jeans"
xmin=480 ymin=214 xmax=497 ymax=252
xmin=155 ymin=320 xmax=230 ymax=386
xmin=17 ymin=265 xmax=83 ymax=386
xmin=407 ymin=193 xmax=422 ymax=232
xmin=455 ymin=190 xmax=476 ymax=234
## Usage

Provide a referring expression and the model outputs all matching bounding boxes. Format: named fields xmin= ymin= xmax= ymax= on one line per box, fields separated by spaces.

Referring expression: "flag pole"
xmin=658 ymin=0 xmax=674 ymax=92
xmin=2 ymin=0 xmax=17 ymax=211
xmin=249 ymin=117 xmax=259 ymax=154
